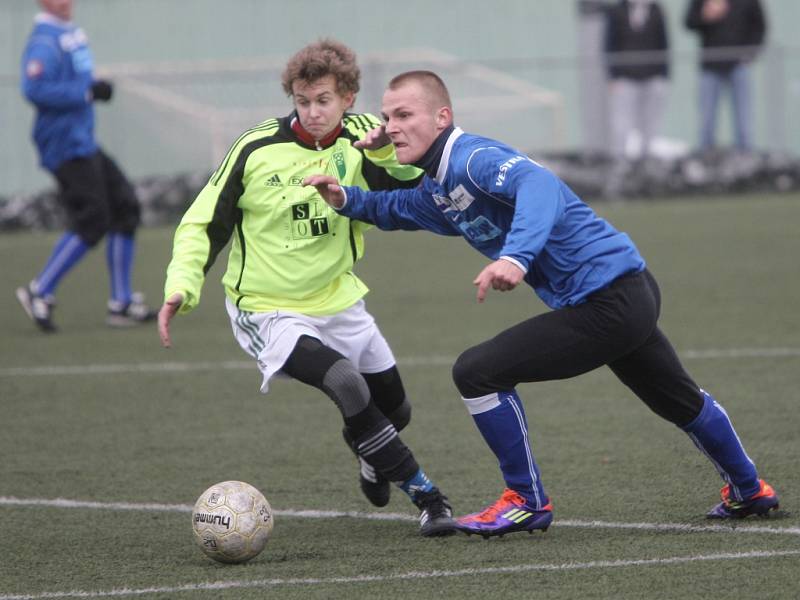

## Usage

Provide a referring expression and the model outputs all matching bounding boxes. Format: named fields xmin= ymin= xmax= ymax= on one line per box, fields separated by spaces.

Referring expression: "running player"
xmin=159 ymin=43 xmax=455 ymax=537
xmin=305 ymin=70 xmax=779 ymax=538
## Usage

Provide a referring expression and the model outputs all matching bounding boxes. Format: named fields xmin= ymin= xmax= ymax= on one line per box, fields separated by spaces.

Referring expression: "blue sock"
xmin=34 ymin=232 xmax=90 ymax=297
xmin=464 ymin=390 xmax=547 ymax=509
xmin=398 ymin=468 xmax=434 ymax=501
xmin=682 ymin=390 xmax=760 ymax=500
xmin=106 ymin=233 xmax=134 ymax=304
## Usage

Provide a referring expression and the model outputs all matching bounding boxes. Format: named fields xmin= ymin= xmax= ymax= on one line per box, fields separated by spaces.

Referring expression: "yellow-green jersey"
xmin=164 ymin=112 xmax=421 ymax=316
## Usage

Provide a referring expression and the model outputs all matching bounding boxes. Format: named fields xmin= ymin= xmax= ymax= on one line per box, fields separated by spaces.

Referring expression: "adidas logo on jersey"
xmin=264 ymin=174 xmax=283 ymax=187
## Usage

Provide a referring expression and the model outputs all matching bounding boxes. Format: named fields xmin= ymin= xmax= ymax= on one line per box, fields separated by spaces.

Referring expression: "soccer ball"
xmin=192 ymin=480 xmax=274 ymax=563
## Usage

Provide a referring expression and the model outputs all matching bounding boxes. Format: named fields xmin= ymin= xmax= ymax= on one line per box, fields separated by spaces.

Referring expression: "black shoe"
xmin=107 ymin=292 xmax=157 ymax=327
xmin=16 ymin=284 xmax=57 ymax=333
xmin=414 ymin=488 xmax=456 ymax=537
xmin=342 ymin=427 xmax=391 ymax=507
xmin=358 ymin=457 xmax=391 ymax=507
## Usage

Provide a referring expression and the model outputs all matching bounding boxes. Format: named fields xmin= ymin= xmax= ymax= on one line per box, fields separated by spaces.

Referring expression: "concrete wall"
xmin=2 ymin=0 xmax=798 ymax=194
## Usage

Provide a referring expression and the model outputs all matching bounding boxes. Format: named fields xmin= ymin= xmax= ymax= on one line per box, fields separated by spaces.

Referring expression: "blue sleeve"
xmin=339 ymin=184 xmax=457 ymax=236
xmin=466 ymin=149 xmax=562 ymax=272
xmin=500 ymin=171 xmax=563 ymax=271
xmin=21 ymin=36 xmax=91 ymax=110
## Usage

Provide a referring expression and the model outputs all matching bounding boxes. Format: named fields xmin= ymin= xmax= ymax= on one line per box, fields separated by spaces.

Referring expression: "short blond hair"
xmin=281 ymin=39 xmax=360 ymax=97
xmin=387 ymin=70 xmax=452 ymax=110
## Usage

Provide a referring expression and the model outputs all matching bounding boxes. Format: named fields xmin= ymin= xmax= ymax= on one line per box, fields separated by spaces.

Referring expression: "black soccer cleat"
xmin=342 ymin=428 xmax=391 ymax=507
xmin=358 ymin=457 xmax=391 ymax=507
xmin=16 ymin=284 xmax=57 ymax=333
xmin=414 ymin=488 xmax=457 ymax=537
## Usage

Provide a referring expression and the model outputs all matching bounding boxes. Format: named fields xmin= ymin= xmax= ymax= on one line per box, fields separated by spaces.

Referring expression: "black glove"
xmin=91 ymin=80 xmax=113 ymax=102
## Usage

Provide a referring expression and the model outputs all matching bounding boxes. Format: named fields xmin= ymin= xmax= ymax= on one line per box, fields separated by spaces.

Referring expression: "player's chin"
xmin=394 ymin=145 xmax=416 ymax=164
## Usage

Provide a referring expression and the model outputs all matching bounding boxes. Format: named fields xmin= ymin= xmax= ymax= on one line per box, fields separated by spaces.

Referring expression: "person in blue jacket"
xmin=16 ymin=0 xmax=155 ymax=332
xmin=305 ymin=70 xmax=779 ymax=537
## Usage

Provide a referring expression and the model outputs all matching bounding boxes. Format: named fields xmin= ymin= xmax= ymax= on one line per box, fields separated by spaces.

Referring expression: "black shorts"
xmin=53 ymin=149 xmax=140 ymax=245
xmin=451 ymin=270 xmax=703 ymax=427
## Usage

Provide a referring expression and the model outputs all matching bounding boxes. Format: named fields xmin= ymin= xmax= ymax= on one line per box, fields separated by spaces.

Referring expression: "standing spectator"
xmin=604 ymin=0 xmax=670 ymax=163
xmin=685 ymin=0 xmax=767 ymax=153
xmin=17 ymin=0 xmax=156 ymax=332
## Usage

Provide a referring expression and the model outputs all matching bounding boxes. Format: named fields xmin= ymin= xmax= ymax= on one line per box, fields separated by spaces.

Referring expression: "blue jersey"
xmin=340 ymin=127 xmax=645 ymax=309
xmin=21 ymin=13 xmax=97 ymax=172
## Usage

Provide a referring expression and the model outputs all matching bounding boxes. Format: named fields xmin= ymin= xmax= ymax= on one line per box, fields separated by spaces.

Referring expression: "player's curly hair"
xmin=281 ymin=38 xmax=360 ymax=97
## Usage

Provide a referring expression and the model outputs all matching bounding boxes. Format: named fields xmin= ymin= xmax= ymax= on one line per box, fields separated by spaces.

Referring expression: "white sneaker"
xmin=106 ymin=292 xmax=157 ymax=328
xmin=16 ymin=284 xmax=57 ymax=333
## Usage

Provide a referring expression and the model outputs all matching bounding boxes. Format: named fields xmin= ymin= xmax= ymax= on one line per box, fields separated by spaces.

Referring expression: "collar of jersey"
xmin=35 ymin=12 xmax=73 ymax=27
xmin=290 ymin=113 xmax=343 ymax=150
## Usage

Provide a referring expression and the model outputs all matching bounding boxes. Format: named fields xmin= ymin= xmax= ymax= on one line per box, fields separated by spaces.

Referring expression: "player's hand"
xmin=91 ymin=79 xmax=113 ymax=102
xmin=353 ymin=125 xmax=392 ymax=151
xmin=302 ymin=175 xmax=346 ymax=208
xmin=473 ymin=260 xmax=525 ymax=303
xmin=158 ymin=292 xmax=184 ymax=348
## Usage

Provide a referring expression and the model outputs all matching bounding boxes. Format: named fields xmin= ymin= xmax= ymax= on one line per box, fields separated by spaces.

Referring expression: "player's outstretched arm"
xmin=303 ymin=175 xmax=346 ymax=208
xmin=473 ymin=260 xmax=526 ymax=303
xmin=158 ymin=292 xmax=184 ymax=348
xmin=353 ymin=124 xmax=391 ymax=151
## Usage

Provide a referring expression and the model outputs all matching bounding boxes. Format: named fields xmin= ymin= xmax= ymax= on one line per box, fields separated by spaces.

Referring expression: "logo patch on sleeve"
xmin=26 ymin=59 xmax=44 ymax=79
xmin=495 ymin=155 xmax=526 ymax=187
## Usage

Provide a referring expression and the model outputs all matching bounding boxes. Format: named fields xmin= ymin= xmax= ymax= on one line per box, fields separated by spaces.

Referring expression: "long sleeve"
xmin=339 ymin=183 xmax=456 ymax=235
xmin=164 ymin=144 xmax=246 ymax=313
xmin=21 ymin=39 xmax=90 ymax=110
xmin=498 ymin=176 xmax=563 ymax=273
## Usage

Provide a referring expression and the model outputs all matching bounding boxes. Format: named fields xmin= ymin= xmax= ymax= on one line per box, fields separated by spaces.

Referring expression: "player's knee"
xmin=385 ymin=397 xmax=411 ymax=431
xmin=363 ymin=366 xmax=410 ymax=430
xmin=323 ymin=359 xmax=371 ymax=418
xmin=110 ymin=200 xmax=141 ymax=235
xmin=452 ymin=347 xmax=495 ymax=398
xmin=73 ymin=214 xmax=110 ymax=247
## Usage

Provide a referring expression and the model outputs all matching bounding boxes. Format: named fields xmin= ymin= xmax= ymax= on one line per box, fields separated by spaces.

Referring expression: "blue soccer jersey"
xmin=339 ymin=127 xmax=645 ymax=309
xmin=21 ymin=12 xmax=97 ymax=171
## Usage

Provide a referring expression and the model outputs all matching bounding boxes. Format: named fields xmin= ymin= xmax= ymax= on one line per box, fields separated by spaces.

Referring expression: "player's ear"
xmin=435 ymin=106 xmax=452 ymax=129
xmin=342 ymin=91 xmax=355 ymax=111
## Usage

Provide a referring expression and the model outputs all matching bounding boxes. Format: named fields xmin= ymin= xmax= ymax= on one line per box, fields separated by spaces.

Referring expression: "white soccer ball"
xmin=192 ymin=480 xmax=274 ymax=563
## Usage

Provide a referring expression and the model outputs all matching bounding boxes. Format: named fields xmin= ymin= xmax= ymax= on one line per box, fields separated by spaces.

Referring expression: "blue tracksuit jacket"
xmin=339 ymin=127 xmax=646 ymax=309
xmin=21 ymin=13 xmax=98 ymax=172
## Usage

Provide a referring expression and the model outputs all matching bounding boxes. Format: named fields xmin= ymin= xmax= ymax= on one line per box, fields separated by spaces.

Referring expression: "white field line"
xmin=1 ymin=347 xmax=799 ymax=378
xmin=1 ymin=550 xmax=799 ymax=600
xmin=1 ymin=496 xmax=799 ymax=538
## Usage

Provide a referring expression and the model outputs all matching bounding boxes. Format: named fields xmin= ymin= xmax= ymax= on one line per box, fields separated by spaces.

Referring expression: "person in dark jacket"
xmin=605 ymin=0 xmax=670 ymax=162
xmin=685 ymin=0 xmax=767 ymax=152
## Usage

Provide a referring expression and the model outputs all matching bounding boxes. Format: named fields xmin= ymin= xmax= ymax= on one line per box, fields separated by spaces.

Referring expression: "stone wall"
xmin=2 ymin=150 xmax=798 ymax=232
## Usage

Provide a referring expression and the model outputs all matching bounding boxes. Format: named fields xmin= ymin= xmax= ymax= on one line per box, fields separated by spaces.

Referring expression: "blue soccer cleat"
xmin=707 ymin=479 xmax=779 ymax=519
xmin=456 ymin=488 xmax=553 ymax=538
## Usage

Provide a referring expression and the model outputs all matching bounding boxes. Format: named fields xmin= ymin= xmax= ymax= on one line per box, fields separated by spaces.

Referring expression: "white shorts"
xmin=225 ymin=298 xmax=396 ymax=393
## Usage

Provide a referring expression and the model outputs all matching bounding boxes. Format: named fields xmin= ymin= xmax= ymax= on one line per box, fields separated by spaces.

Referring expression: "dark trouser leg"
xmin=98 ymin=150 xmax=140 ymax=303
xmin=33 ymin=155 xmax=109 ymax=297
xmin=610 ymin=324 xmax=759 ymax=499
xmin=451 ymin=270 xmax=662 ymax=506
